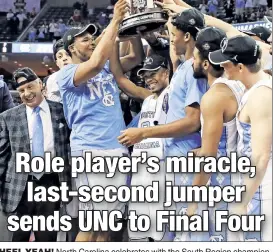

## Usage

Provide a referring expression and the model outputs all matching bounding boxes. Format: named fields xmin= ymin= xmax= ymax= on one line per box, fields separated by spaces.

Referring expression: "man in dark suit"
xmin=0 ymin=67 xmax=72 ymax=242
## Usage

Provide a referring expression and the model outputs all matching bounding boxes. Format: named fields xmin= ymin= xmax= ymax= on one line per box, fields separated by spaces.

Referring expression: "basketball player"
xmin=118 ymin=9 xmax=209 ymax=242
xmin=118 ymin=54 xmax=170 ymax=241
xmin=188 ymin=27 xmax=245 ymax=241
xmin=209 ymin=35 xmax=272 ymax=241
xmin=46 ymin=39 xmax=73 ymax=103
xmin=57 ymin=0 xmax=132 ymax=241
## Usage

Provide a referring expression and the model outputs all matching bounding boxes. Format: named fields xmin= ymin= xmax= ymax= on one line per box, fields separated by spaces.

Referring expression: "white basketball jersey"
xmin=201 ymin=78 xmax=244 ymax=242
xmin=236 ymin=78 xmax=272 ymax=199
xmin=129 ymin=87 xmax=169 ymax=241
xmin=201 ymin=77 xmax=245 ymax=157
xmin=236 ymin=77 xmax=272 ymax=241
xmin=133 ymin=86 xmax=169 ymax=159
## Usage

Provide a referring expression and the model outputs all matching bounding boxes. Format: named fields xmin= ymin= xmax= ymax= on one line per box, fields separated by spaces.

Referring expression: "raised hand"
xmin=113 ymin=0 xmax=130 ymax=24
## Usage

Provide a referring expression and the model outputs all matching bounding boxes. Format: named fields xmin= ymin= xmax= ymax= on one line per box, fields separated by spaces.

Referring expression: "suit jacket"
xmin=0 ymin=77 xmax=14 ymax=113
xmin=0 ymin=100 xmax=72 ymax=213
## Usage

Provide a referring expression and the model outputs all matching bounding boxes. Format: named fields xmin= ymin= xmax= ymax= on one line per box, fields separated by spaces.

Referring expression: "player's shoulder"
xmin=142 ymin=94 xmax=155 ymax=105
xmin=57 ymin=64 xmax=79 ymax=84
xmin=249 ymin=84 xmax=272 ymax=105
xmin=201 ymin=87 xmax=226 ymax=112
xmin=46 ymin=71 xmax=59 ymax=83
xmin=60 ymin=63 xmax=78 ymax=73
xmin=247 ymin=82 xmax=272 ymax=115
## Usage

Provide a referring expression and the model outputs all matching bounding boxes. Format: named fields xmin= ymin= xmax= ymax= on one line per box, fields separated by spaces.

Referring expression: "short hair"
xmin=233 ymin=48 xmax=262 ymax=73
xmin=172 ymin=22 xmax=199 ymax=41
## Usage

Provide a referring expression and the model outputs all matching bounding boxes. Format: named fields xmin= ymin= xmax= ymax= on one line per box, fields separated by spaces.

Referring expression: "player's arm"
xmin=73 ymin=0 xmax=128 ymax=86
xmin=110 ymin=42 xmax=152 ymax=101
xmin=118 ymin=69 xmax=203 ymax=146
xmin=119 ymin=40 xmax=130 ymax=57
xmin=120 ymin=36 xmax=145 ymax=73
xmin=187 ymin=91 xmax=227 ymax=216
xmin=185 ymin=93 xmax=225 ymax=215
xmin=192 ymin=92 xmax=225 ymax=187
xmin=167 ymin=17 xmax=181 ymax=72
xmin=157 ymin=0 xmax=271 ymax=53
xmin=118 ymin=103 xmax=200 ymax=146
xmin=240 ymin=87 xmax=272 ymax=208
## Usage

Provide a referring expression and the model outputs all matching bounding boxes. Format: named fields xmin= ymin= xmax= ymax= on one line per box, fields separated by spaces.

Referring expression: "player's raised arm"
xmin=72 ymin=0 xmax=129 ymax=86
xmin=120 ymin=36 xmax=145 ymax=73
xmin=110 ymin=41 xmax=152 ymax=101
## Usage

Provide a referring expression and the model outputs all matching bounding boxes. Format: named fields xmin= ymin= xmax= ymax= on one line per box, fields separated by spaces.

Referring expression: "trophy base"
xmin=119 ymin=9 xmax=168 ymax=37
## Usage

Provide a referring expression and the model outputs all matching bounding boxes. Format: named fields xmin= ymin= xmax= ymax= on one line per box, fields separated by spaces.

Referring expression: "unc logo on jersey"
xmin=87 ymin=73 xmax=117 ymax=107
xmin=103 ymin=94 xmax=115 ymax=107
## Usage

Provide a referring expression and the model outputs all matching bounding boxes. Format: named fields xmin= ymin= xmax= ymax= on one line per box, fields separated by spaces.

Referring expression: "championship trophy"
xmin=119 ymin=0 xmax=168 ymax=36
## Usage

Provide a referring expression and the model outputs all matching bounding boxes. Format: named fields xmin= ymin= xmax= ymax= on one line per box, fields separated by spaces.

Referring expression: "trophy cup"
xmin=119 ymin=0 xmax=168 ymax=37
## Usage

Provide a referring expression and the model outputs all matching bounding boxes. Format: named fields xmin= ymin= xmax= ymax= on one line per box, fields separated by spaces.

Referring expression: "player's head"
xmin=209 ymin=36 xmax=262 ymax=82
xmin=171 ymin=9 xmax=205 ymax=56
xmin=13 ymin=67 xmax=44 ymax=108
xmin=137 ymin=55 xmax=169 ymax=95
xmin=63 ymin=24 xmax=97 ymax=62
xmin=53 ymin=39 xmax=72 ymax=69
xmin=193 ymin=27 xmax=226 ymax=79
xmin=243 ymin=26 xmax=271 ymax=44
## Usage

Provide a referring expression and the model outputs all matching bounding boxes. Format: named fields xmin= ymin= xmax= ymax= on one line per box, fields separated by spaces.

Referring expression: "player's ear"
xmin=68 ymin=44 xmax=75 ymax=54
xmin=203 ymin=60 xmax=209 ymax=70
xmin=164 ymin=69 xmax=169 ymax=79
xmin=238 ymin=63 xmax=244 ymax=72
xmin=184 ymin=32 xmax=191 ymax=42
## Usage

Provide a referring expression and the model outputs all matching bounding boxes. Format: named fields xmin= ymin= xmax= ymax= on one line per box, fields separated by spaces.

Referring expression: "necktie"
xmin=31 ymin=106 xmax=44 ymax=179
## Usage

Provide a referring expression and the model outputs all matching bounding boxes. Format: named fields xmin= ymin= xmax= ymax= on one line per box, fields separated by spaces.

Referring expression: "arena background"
xmin=0 ymin=0 xmax=272 ymax=103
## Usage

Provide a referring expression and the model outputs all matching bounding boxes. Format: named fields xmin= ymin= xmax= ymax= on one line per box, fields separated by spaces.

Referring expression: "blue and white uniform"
xmin=57 ymin=61 xmax=128 ymax=212
xmin=165 ymin=58 xmax=208 ymax=241
xmin=200 ymin=77 xmax=245 ymax=242
xmin=129 ymin=87 xmax=169 ymax=241
xmin=236 ymin=79 xmax=272 ymax=241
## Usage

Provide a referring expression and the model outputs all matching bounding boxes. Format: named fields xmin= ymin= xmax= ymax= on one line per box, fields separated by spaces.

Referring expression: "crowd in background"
xmin=2 ymin=0 xmax=272 ymax=43
xmin=5 ymin=7 xmax=37 ymax=35
xmin=26 ymin=0 xmax=116 ymax=42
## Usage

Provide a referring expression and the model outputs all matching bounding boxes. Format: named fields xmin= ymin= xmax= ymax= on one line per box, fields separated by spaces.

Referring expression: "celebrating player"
xmin=209 ymin=35 xmax=272 ymax=241
xmin=188 ymin=27 xmax=245 ymax=241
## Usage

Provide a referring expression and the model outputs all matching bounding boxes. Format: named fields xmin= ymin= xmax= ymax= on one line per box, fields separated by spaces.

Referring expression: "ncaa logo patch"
xmin=162 ymin=93 xmax=169 ymax=113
